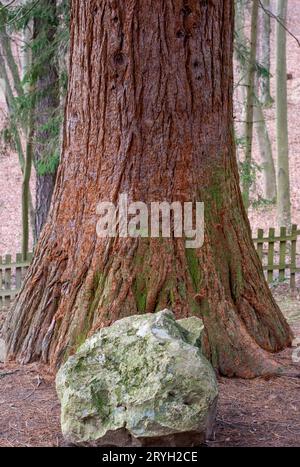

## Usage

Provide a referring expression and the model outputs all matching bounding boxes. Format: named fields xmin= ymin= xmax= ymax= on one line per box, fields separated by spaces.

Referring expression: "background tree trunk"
xmin=4 ymin=0 xmax=292 ymax=378
xmin=254 ymin=99 xmax=277 ymax=200
xmin=276 ymin=0 xmax=291 ymax=227
xmin=242 ymin=0 xmax=259 ymax=210
xmin=22 ymin=98 xmax=34 ymax=261
xmin=33 ymin=0 xmax=60 ymax=240
xmin=21 ymin=23 xmax=34 ymax=260
xmin=0 ymin=7 xmax=36 ymax=235
xmin=234 ymin=0 xmax=276 ymax=200
xmin=234 ymin=0 xmax=248 ymax=163
xmin=259 ymin=0 xmax=273 ymax=106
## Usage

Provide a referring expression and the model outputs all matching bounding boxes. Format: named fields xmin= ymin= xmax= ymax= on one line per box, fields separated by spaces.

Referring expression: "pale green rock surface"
xmin=177 ymin=317 xmax=204 ymax=348
xmin=56 ymin=309 xmax=218 ymax=447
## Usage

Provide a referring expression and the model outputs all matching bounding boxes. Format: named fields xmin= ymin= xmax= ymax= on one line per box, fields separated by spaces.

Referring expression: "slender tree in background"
xmin=0 ymin=0 xmax=69 ymax=244
xmin=33 ymin=0 xmax=60 ymax=240
xmin=255 ymin=1 xmax=277 ymax=202
xmin=276 ymin=0 xmax=291 ymax=227
xmin=21 ymin=22 xmax=34 ymax=260
xmin=234 ymin=0 xmax=248 ymax=162
xmin=22 ymin=94 xmax=34 ymax=260
xmin=242 ymin=0 xmax=259 ymax=210
xmin=253 ymin=99 xmax=276 ymax=201
xmin=4 ymin=0 xmax=292 ymax=378
xmin=259 ymin=0 xmax=273 ymax=106
xmin=234 ymin=0 xmax=276 ymax=202
xmin=0 ymin=2 xmax=36 ymax=242
xmin=235 ymin=0 xmax=248 ymax=110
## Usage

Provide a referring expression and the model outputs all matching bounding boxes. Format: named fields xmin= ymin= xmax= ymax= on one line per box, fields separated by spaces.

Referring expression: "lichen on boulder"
xmin=177 ymin=317 xmax=204 ymax=348
xmin=56 ymin=309 xmax=218 ymax=447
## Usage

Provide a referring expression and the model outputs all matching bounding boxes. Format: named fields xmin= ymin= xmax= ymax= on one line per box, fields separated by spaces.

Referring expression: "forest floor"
xmin=0 ymin=286 xmax=299 ymax=448
xmin=210 ymin=287 xmax=300 ymax=448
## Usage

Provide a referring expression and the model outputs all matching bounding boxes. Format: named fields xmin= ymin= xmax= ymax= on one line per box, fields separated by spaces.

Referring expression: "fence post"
xmin=4 ymin=254 xmax=12 ymax=307
xmin=267 ymin=228 xmax=275 ymax=283
xmin=15 ymin=253 xmax=22 ymax=290
xmin=290 ymin=224 xmax=297 ymax=290
xmin=279 ymin=226 xmax=287 ymax=282
xmin=257 ymin=228 xmax=264 ymax=262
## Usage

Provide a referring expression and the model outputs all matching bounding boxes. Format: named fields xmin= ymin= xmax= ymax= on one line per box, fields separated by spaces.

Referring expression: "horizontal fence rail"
xmin=0 ymin=225 xmax=299 ymax=309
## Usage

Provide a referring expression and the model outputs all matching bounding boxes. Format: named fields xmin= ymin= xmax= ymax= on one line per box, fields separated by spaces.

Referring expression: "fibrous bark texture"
xmin=5 ymin=0 xmax=293 ymax=378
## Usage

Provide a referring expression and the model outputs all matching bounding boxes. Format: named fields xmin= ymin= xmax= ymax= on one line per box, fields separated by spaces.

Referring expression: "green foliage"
xmin=251 ymin=197 xmax=276 ymax=209
xmin=239 ymin=159 xmax=261 ymax=205
xmin=35 ymin=112 xmax=62 ymax=175
xmin=0 ymin=0 xmax=70 ymax=176
xmin=235 ymin=135 xmax=260 ymax=204
xmin=239 ymin=159 xmax=261 ymax=184
xmin=234 ymin=34 xmax=272 ymax=84
xmin=235 ymin=135 xmax=247 ymax=150
xmin=0 ymin=122 xmax=15 ymax=152
xmin=36 ymin=147 xmax=60 ymax=175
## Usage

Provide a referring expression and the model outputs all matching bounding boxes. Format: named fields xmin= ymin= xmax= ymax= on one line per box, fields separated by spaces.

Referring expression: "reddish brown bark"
xmin=4 ymin=0 xmax=293 ymax=378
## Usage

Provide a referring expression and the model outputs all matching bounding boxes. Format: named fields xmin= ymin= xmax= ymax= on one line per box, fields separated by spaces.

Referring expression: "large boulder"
xmin=56 ymin=310 xmax=218 ymax=447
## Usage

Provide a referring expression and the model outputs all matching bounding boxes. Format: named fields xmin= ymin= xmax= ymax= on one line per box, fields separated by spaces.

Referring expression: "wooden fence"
xmin=252 ymin=224 xmax=300 ymax=288
xmin=0 ymin=224 xmax=299 ymax=309
xmin=0 ymin=253 xmax=33 ymax=308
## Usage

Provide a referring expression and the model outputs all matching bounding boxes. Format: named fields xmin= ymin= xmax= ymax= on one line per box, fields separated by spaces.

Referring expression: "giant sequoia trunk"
xmin=4 ymin=0 xmax=292 ymax=378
